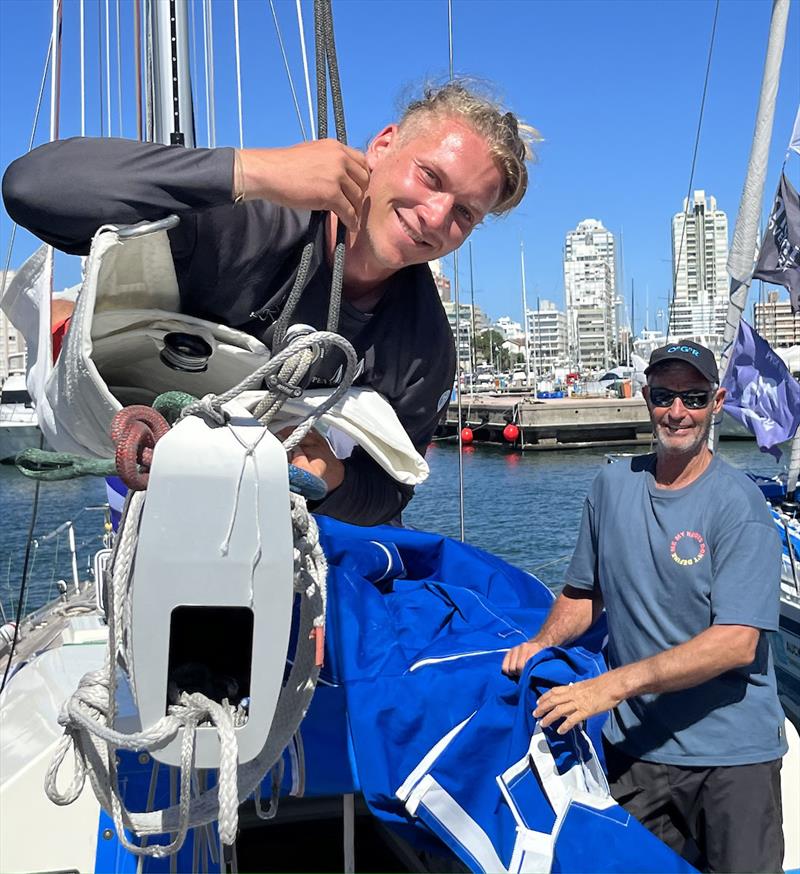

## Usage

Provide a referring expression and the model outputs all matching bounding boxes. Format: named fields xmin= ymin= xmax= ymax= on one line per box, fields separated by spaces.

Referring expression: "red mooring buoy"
xmin=503 ymin=423 xmax=520 ymax=443
xmin=460 ymin=427 xmax=474 ymax=444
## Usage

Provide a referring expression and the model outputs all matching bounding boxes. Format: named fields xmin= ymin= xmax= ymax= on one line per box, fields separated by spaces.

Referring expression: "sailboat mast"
xmin=151 ymin=0 xmax=195 ymax=147
xmin=712 ymin=0 xmax=790 ymax=448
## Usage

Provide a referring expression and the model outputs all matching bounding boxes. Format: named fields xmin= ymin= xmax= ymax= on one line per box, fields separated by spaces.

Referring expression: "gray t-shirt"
xmin=566 ymin=453 xmax=787 ymax=766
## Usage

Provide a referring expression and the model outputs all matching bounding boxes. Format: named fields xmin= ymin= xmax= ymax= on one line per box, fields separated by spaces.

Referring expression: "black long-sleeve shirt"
xmin=2 ymin=137 xmax=456 ymax=525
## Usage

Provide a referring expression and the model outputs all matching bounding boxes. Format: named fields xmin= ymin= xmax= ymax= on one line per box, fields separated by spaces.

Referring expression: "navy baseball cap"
xmin=645 ymin=340 xmax=719 ymax=383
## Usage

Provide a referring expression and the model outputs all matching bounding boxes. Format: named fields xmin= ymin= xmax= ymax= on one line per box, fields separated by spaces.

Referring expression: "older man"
xmin=2 ymin=81 xmax=536 ymax=525
xmin=503 ymin=340 xmax=786 ymax=873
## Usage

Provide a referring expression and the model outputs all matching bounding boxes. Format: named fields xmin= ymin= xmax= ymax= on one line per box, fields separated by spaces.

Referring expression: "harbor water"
xmin=0 ymin=440 xmax=782 ymax=622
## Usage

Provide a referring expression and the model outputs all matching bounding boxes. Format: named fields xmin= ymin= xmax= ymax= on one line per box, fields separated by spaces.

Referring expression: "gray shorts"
xmin=602 ymin=738 xmax=784 ymax=873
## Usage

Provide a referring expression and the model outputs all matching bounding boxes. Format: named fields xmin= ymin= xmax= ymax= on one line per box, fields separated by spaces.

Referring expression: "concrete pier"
xmin=440 ymin=394 xmax=654 ymax=450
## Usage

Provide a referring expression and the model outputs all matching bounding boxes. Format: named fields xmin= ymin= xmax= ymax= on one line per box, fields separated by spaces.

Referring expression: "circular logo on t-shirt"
xmin=670 ymin=530 xmax=707 ymax=566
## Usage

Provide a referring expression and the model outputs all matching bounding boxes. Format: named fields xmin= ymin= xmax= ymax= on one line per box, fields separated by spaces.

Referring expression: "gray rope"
xmin=314 ymin=0 xmax=327 ymax=141
xmin=270 ymin=0 xmax=348 ymax=344
xmin=315 ymin=0 xmax=347 ymax=334
xmin=322 ymin=0 xmax=346 ymax=144
xmin=270 ymin=211 xmax=324 ymax=347
xmin=181 ymin=330 xmax=357 ymax=454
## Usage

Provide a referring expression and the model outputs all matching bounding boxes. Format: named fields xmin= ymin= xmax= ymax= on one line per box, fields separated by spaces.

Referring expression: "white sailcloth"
xmin=1 ymin=225 xmax=428 ymax=485
xmin=1 ymin=244 xmax=54 ymax=433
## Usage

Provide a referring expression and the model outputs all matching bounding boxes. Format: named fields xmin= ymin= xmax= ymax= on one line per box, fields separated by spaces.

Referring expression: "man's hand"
xmin=239 ymin=141 xmax=370 ymax=233
xmin=533 ymin=675 xmax=622 ymax=735
xmin=502 ymin=640 xmax=545 ymax=677
xmin=283 ymin=427 xmax=345 ymax=494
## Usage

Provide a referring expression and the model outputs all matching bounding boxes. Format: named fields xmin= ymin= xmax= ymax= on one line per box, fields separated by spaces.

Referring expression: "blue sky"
xmin=1 ymin=0 xmax=798 ymax=333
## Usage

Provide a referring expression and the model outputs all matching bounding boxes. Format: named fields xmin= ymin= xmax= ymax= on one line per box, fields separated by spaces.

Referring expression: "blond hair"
xmin=398 ymin=80 xmax=541 ymax=216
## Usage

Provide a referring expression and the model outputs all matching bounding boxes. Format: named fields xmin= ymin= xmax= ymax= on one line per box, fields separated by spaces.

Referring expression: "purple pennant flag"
xmin=722 ymin=319 xmax=800 ymax=460
xmin=752 ymin=173 xmax=800 ymax=311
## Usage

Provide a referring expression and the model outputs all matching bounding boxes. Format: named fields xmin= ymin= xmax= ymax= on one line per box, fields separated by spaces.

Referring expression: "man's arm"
xmin=2 ymin=137 xmax=235 ymax=254
xmin=534 ymin=623 xmax=760 ymax=735
xmin=502 ymin=585 xmax=603 ymax=676
xmin=2 ymin=137 xmax=369 ymax=254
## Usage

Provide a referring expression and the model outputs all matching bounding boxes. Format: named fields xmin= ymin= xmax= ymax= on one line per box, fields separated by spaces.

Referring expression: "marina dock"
xmin=440 ymin=394 xmax=655 ymax=450
xmin=440 ymin=394 xmax=752 ymax=450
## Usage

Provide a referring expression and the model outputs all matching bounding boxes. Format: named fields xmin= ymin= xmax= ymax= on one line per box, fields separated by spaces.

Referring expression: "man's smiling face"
xmin=359 ymin=116 xmax=503 ymax=272
xmin=644 ymin=361 xmax=726 ymax=458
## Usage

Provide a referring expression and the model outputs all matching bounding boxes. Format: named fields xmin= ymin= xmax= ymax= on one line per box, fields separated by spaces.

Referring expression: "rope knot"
xmin=110 ymin=406 xmax=171 ymax=491
xmin=180 ymin=393 xmax=228 ymax=426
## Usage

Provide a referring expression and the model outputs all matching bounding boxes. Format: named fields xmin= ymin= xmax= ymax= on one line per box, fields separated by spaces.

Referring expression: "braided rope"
xmin=182 ymin=330 xmax=357 ymax=456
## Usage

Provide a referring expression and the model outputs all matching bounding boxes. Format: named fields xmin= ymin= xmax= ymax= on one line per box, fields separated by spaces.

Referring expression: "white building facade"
xmin=754 ymin=291 xmax=800 ymax=348
xmin=563 ymin=219 xmax=617 ymax=371
xmin=443 ymin=301 xmax=490 ymax=372
xmin=669 ymin=190 xmax=728 ymax=340
xmin=525 ymin=300 xmax=568 ymax=374
xmin=1 ymin=270 xmax=26 ymax=381
xmin=494 ymin=316 xmax=524 ymax=341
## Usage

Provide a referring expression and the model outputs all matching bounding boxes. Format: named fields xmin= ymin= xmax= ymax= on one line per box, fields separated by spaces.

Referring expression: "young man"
xmin=2 ymin=82 xmax=537 ymax=526
xmin=503 ymin=340 xmax=786 ymax=873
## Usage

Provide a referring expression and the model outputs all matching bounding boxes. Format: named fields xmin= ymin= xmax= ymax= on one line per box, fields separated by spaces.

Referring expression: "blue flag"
xmin=722 ymin=319 xmax=800 ymax=459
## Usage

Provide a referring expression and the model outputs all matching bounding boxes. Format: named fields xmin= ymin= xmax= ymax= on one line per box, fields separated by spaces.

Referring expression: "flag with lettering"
xmin=752 ymin=173 xmax=800 ymax=311
xmin=722 ymin=319 xmax=800 ymax=460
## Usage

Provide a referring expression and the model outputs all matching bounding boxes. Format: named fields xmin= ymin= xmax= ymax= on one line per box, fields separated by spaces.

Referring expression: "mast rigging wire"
xmin=144 ymin=0 xmax=155 ymax=141
xmin=203 ymin=0 xmax=216 ymax=147
xmin=188 ymin=0 xmax=199 ymax=131
xmin=116 ymin=0 xmax=123 ymax=136
xmin=666 ymin=0 xmax=720 ymax=340
xmin=80 ymin=0 xmax=85 ymax=135
xmin=50 ymin=0 xmax=63 ymax=142
xmin=296 ymin=0 xmax=317 ymax=140
xmin=134 ymin=0 xmax=142 ymax=140
xmin=1 ymin=33 xmax=53 ymax=301
xmin=105 ymin=0 xmax=112 ymax=135
xmin=3 ymin=10 xmax=61 ymax=688
xmin=269 ymin=0 xmax=308 ymax=141
xmin=448 ymin=0 xmax=466 ymax=543
xmin=233 ymin=0 xmax=244 ymax=148
xmin=97 ymin=0 xmax=104 ymax=136
xmin=0 ymin=474 xmax=42 ymax=694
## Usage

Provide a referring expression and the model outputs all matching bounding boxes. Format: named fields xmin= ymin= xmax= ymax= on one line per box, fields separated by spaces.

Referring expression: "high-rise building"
xmin=754 ymin=291 xmax=800 ymax=348
xmin=526 ymin=300 xmax=568 ymax=374
xmin=563 ymin=219 xmax=617 ymax=371
xmin=443 ymin=301 xmax=489 ymax=372
xmin=669 ymin=190 xmax=728 ymax=339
